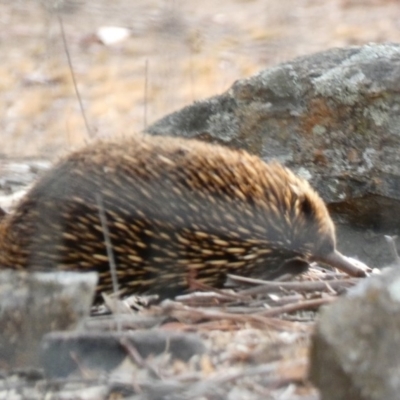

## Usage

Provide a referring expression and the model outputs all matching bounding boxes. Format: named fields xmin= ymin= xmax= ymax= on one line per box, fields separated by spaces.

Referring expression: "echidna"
xmin=0 ymin=134 xmax=366 ymax=300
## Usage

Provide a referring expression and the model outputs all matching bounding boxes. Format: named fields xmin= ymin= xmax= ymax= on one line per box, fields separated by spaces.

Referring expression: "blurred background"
xmin=0 ymin=0 xmax=399 ymax=158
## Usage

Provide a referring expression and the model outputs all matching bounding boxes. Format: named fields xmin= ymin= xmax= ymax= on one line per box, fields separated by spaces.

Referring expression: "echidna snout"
xmin=313 ymin=250 xmax=368 ymax=278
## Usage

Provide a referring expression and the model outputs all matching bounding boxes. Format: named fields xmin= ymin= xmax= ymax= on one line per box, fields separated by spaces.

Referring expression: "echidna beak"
xmin=315 ymin=250 xmax=369 ymax=278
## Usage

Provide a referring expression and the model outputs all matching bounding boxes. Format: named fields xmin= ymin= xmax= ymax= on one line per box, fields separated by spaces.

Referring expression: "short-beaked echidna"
xmin=0 ymin=134 xmax=366 ymax=300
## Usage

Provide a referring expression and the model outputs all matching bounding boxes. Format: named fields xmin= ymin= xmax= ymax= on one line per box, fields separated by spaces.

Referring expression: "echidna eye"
xmin=300 ymin=196 xmax=314 ymax=218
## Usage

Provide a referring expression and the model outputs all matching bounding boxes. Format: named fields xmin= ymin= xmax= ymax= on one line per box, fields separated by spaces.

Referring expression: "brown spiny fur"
xmin=0 ymin=134 xmax=361 ymax=300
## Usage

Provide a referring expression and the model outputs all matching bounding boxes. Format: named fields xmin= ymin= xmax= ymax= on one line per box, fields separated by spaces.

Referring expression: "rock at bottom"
xmin=0 ymin=271 xmax=97 ymax=369
xmin=309 ymin=267 xmax=400 ymax=400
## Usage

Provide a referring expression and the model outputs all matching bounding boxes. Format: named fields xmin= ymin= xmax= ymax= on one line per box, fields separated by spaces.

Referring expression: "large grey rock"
xmin=309 ymin=267 xmax=400 ymax=400
xmin=147 ymin=43 xmax=400 ymax=268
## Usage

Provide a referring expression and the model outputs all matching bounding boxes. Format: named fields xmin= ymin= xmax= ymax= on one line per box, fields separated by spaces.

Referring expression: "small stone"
xmin=40 ymin=330 xmax=206 ymax=378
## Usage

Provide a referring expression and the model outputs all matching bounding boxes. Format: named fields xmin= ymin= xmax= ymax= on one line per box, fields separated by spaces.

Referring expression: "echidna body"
xmin=0 ymin=134 xmax=365 ymax=300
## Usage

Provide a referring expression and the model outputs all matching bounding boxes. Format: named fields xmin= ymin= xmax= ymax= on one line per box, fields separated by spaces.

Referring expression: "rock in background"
xmin=147 ymin=43 xmax=400 ymax=269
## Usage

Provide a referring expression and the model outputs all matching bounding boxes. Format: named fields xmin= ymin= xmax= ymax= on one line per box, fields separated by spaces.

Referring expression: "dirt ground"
xmin=0 ymin=3 xmax=398 ymax=397
xmin=1 ymin=0 xmax=400 ymax=158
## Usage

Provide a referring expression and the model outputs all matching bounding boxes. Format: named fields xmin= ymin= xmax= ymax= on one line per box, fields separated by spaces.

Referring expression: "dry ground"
xmin=0 ymin=2 xmax=397 ymax=397
xmin=1 ymin=0 xmax=400 ymax=158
